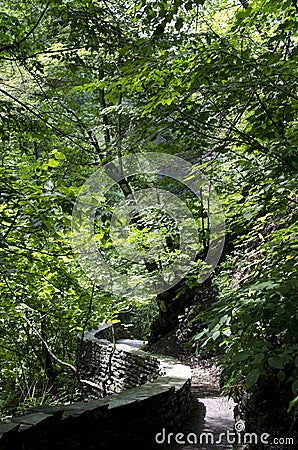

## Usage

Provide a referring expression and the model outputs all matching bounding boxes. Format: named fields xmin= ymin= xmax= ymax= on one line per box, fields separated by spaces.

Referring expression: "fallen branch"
xmin=79 ymin=379 xmax=103 ymax=391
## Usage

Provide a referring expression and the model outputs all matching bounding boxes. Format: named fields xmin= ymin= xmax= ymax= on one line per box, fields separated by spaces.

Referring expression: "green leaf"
xmin=292 ymin=380 xmax=298 ymax=395
xmin=268 ymin=357 xmax=284 ymax=369
xmin=175 ymin=18 xmax=183 ymax=31
xmin=48 ymin=158 xmax=60 ymax=168
xmin=246 ymin=368 xmax=260 ymax=389
xmin=222 ymin=328 xmax=231 ymax=337
xmin=253 ymin=353 xmax=265 ymax=364
xmin=153 ymin=23 xmax=165 ymax=35
xmin=278 ymin=370 xmax=285 ymax=381
xmin=193 ymin=329 xmax=207 ymax=340
xmin=234 ymin=350 xmax=250 ymax=362
xmin=53 ymin=151 xmax=66 ymax=160
xmin=185 ymin=1 xmax=192 ymax=11
xmin=248 ymin=281 xmax=277 ymax=291
xmin=212 ymin=330 xmax=220 ymax=340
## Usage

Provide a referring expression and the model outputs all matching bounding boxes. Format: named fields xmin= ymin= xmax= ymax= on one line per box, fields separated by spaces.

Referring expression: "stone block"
xmin=0 ymin=422 xmax=19 ymax=438
xmin=11 ymin=412 xmax=54 ymax=428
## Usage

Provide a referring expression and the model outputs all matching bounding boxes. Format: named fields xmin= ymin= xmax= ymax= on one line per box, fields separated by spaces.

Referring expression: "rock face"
xmin=0 ymin=322 xmax=193 ymax=450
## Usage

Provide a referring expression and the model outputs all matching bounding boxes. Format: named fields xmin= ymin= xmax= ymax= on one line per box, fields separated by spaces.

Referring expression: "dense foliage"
xmin=0 ymin=0 xmax=297 ymax=431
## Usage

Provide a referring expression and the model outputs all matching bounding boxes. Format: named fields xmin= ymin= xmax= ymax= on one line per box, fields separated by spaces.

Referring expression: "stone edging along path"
xmin=0 ymin=323 xmax=192 ymax=450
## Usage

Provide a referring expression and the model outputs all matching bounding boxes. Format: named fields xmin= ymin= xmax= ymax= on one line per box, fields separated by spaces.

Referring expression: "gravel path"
xmin=158 ymin=358 xmax=237 ymax=450
xmin=130 ymin=336 xmax=237 ymax=449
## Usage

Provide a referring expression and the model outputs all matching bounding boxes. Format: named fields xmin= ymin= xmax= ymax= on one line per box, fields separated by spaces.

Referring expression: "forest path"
xmin=167 ymin=358 xmax=237 ymax=450
xmin=124 ymin=334 xmax=237 ymax=449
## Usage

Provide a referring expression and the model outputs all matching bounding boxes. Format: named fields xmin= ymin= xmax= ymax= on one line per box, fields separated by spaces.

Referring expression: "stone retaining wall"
xmin=78 ymin=323 xmax=161 ymax=396
xmin=0 ymin=323 xmax=192 ymax=449
xmin=92 ymin=321 xmax=134 ymax=341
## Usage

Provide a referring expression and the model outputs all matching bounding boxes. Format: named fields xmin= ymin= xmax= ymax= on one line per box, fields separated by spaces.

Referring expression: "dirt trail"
xmin=171 ymin=358 xmax=237 ymax=450
xmin=152 ymin=356 xmax=237 ymax=450
xmin=144 ymin=333 xmax=237 ymax=449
